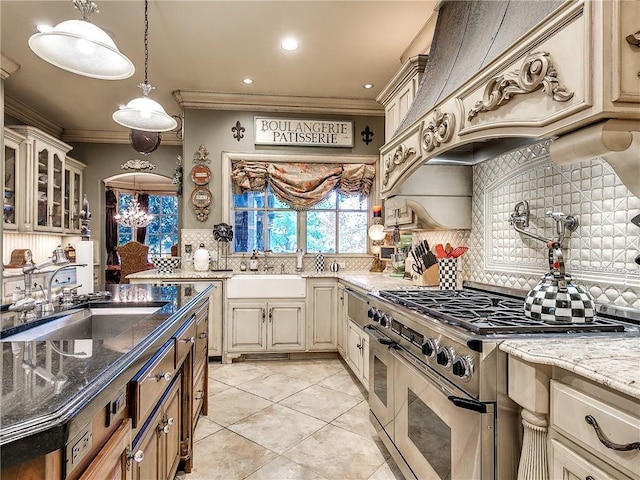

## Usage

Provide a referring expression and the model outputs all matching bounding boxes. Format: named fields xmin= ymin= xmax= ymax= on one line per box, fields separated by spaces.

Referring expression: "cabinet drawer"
xmin=550 ymin=438 xmax=629 ymax=480
xmin=130 ymin=340 xmax=177 ymax=427
xmin=174 ymin=316 xmax=196 ymax=368
xmin=195 ymin=306 xmax=209 ymax=358
xmin=551 ymin=381 xmax=640 ymax=478
xmin=192 ymin=362 xmax=206 ymax=427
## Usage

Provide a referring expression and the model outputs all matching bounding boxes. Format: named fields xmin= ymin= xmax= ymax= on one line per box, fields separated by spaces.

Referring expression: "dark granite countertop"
xmin=0 ymin=282 xmax=213 ymax=467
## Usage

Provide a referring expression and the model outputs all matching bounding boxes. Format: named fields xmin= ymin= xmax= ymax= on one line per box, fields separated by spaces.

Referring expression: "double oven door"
xmin=365 ymin=324 xmax=496 ymax=480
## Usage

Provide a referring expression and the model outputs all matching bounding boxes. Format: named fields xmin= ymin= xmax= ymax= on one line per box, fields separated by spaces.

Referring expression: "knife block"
xmin=411 ymin=264 xmax=439 ymax=286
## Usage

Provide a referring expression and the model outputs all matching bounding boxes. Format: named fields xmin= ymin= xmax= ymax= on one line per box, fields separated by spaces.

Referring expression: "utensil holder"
xmin=438 ymin=258 xmax=457 ymax=290
xmin=412 ymin=264 xmax=439 ymax=286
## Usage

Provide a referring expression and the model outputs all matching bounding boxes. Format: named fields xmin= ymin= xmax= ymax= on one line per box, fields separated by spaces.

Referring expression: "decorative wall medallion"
xmin=467 ymin=51 xmax=574 ymax=121
xmin=193 ymin=145 xmax=210 ymax=164
xmin=422 ymin=109 xmax=456 ymax=152
xmin=382 ymin=143 xmax=417 ymax=187
xmin=190 ymin=164 xmax=211 ymax=185
xmin=232 ymin=121 xmax=245 ymax=142
xmin=191 ymin=187 xmax=212 ymax=222
xmin=121 ymin=158 xmax=156 ymax=171
xmin=361 ymin=126 xmax=374 ymax=145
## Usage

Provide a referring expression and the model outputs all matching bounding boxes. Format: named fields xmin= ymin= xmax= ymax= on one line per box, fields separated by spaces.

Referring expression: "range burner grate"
xmin=378 ymin=288 xmax=626 ymax=335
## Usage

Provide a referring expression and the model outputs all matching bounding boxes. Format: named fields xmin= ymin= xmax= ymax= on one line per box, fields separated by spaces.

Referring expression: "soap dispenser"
xmin=193 ymin=243 xmax=210 ymax=271
xmin=240 ymin=254 xmax=247 ymax=271
xmin=249 ymin=250 xmax=259 ymax=271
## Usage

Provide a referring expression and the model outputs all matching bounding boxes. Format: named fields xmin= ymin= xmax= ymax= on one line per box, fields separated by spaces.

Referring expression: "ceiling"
xmin=1 ymin=1 xmax=436 ymax=143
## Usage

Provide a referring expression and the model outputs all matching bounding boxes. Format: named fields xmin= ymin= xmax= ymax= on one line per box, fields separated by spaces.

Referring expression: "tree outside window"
xmin=233 ymin=186 xmax=367 ymax=254
xmin=116 ymin=193 xmax=178 ymax=257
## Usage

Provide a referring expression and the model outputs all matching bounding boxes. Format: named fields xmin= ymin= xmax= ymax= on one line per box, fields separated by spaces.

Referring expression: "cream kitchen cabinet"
xmin=345 ymin=319 xmax=369 ymax=390
xmin=306 ymin=278 xmax=338 ymax=351
xmin=7 ymin=126 xmax=84 ymax=234
xmin=63 ymin=157 xmax=85 ymax=233
xmin=226 ymin=300 xmax=306 ymax=355
xmin=3 ymin=128 xmax=24 ymax=230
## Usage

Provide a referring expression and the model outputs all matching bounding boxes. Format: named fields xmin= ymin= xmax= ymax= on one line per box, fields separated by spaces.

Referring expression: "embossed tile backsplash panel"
xmin=465 ymin=140 xmax=640 ymax=308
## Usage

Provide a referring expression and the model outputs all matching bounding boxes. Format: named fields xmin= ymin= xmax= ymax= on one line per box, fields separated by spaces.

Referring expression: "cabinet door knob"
xmin=156 ymin=372 xmax=172 ymax=382
xmin=262 ymin=308 xmax=266 ymax=322
xmin=130 ymin=449 xmax=144 ymax=463
xmin=268 ymin=308 xmax=273 ymax=322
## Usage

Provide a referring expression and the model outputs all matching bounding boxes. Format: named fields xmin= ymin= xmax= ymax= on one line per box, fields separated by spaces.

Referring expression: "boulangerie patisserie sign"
xmin=254 ymin=117 xmax=353 ymax=147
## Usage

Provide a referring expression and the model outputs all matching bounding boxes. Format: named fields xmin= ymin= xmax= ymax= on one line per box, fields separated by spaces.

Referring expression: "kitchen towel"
xmin=438 ymin=258 xmax=457 ymax=290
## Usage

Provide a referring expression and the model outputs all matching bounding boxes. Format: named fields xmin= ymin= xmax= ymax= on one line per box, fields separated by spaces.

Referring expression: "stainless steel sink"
xmin=2 ymin=305 xmax=164 ymax=341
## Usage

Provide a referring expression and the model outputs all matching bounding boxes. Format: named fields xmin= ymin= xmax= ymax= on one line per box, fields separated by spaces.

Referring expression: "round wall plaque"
xmin=190 ymin=165 xmax=211 ymax=185
xmin=190 ymin=187 xmax=212 ymax=208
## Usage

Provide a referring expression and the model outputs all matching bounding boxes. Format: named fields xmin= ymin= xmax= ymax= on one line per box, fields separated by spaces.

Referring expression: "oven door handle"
xmin=362 ymin=325 xmax=397 ymax=346
xmin=448 ymin=396 xmax=494 ymax=414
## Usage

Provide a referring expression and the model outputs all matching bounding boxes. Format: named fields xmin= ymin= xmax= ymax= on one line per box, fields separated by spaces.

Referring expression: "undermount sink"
xmin=226 ymin=274 xmax=306 ymax=298
xmin=1 ymin=305 xmax=165 ymax=341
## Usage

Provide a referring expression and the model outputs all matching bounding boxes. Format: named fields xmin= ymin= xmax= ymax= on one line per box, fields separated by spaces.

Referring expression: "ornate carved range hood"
xmin=381 ymin=0 xmax=640 ymax=199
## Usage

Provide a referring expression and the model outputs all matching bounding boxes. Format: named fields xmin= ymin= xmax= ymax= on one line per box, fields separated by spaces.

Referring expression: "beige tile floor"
xmin=184 ymin=357 xmax=404 ymax=480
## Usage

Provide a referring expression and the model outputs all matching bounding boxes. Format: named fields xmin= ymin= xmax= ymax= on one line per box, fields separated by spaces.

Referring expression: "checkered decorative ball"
xmin=315 ymin=253 xmax=325 ymax=273
xmin=152 ymin=256 xmax=181 ymax=273
xmin=438 ymin=258 xmax=457 ymax=290
xmin=524 ymin=275 xmax=595 ymax=323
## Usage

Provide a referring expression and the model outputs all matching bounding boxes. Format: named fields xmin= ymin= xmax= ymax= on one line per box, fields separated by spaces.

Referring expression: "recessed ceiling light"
xmin=243 ymin=78 xmax=253 ymax=85
xmin=363 ymin=83 xmax=374 ymax=89
xmin=281 ymin=38 xmax=299 ymax=51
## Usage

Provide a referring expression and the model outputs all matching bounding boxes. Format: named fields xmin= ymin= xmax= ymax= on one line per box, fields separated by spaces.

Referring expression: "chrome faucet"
xmin=43 ymin=263 xmax=87 ymax=313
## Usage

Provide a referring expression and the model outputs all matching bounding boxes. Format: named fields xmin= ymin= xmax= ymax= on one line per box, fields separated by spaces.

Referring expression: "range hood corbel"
xmin=549 ymin=120 xmax=640 ymax=198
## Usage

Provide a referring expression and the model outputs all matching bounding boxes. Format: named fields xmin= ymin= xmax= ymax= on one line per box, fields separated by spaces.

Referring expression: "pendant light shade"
xmin=112 ymin=0 xmax=177 ymax=133
xmin=28 ymin=1 xmax=134 ymax=80
xmin=113 ymin=83 xmax=178 ymax=132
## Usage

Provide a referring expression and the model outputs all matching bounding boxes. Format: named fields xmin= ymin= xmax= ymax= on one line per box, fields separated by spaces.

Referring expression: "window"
xmin=232 ymin=186 xmax=367 ymax=254
xmin=116 ymin=193 xmax=178 ymax=257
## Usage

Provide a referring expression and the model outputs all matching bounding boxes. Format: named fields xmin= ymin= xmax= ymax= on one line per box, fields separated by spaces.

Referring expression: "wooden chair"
xmin=117 ymin=241 xmax=149 ymax=284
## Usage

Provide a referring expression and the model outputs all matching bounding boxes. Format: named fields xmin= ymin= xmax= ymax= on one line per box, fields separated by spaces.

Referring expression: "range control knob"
xmin=436 ymin=346 xmax=453 ymax=369
xmin=421 ymin=338 xmax=438 ymax=357
xmin=379 ymin=314 xmax=390 ymax=328
xmin=367 ymin=307 xmax=377 ymax=319
xmin=452 ymin=355 xmax=474 ymax=382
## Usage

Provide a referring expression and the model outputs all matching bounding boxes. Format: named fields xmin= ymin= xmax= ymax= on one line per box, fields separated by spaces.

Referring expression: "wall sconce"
xmin=368 ymin=206 xmax=385 ymax=272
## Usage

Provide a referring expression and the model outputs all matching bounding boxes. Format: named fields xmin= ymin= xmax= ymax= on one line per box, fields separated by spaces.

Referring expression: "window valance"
xmin=231 ymin=161 xmax=375 ymax=210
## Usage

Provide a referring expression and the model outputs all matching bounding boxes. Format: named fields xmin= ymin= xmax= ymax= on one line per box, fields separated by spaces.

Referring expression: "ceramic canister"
xmin=193 ymin=243 xmax=210 ymax=271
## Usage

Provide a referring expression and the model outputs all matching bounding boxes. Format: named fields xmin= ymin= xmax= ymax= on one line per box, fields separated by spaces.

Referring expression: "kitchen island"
xmin=0 ymin=282 xmax=213 ymax=480
xmin=500 ymin=336 xmax=640 ymax=480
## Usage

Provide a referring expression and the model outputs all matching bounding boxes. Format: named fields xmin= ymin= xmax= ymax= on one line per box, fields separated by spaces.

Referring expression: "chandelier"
xmin=114 ymin=195 xmax=153 ymax=228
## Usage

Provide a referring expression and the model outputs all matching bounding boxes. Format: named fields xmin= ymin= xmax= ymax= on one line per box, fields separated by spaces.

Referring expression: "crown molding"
xmin=376 ymin=54 xmax=429 ymax=107
xmin=172 ymin=90 xmax=384 ymax=116
xmin=1 ymin=54 xmax=20 ymax=80
xmin=4 ymin=95 xmax=63 ymax=138
xmin=62 ymin=129 xmax=183 ymax=145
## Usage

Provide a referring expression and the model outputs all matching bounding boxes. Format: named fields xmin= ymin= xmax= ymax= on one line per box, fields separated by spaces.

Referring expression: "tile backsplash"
xmin=462 ymin=140 xmax=640 ymax=308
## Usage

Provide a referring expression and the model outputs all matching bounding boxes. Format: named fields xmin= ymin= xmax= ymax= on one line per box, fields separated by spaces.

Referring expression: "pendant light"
xmin=112 ymin=0 xmax=177 ymax=132
xmin=28 ymin=0 xmax=134 ymax=80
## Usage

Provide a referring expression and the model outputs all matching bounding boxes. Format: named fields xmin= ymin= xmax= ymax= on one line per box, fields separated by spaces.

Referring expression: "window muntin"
xmin=232 ymin=186 xmax=367 ymax=254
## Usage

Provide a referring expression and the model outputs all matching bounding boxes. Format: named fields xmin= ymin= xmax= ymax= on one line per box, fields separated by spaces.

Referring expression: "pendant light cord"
xmin=143 ymin=0 xmax=148 ymax=86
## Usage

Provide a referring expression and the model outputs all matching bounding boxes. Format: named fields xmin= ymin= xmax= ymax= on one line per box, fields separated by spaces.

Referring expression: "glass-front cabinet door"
xmin=63 ymin=157 xmax=85 ymax=233
xmin=3 ymin=128 xmax=24 ymax=230
xmin=9 ymin=126 xmax=73 ymax=233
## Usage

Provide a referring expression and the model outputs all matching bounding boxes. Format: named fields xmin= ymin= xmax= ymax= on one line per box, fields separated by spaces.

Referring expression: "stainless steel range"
xmin=346 ymin=281 xmax=636 ymax=480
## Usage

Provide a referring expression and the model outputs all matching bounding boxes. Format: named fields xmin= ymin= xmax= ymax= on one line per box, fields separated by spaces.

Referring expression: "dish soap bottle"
xmin=240 ymin=254 xmax=247 ymax=271
xmin=193 ymin=243 xmax=210 ymax=271
xmin=249 ymin=250 xmax=259 ymax=271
